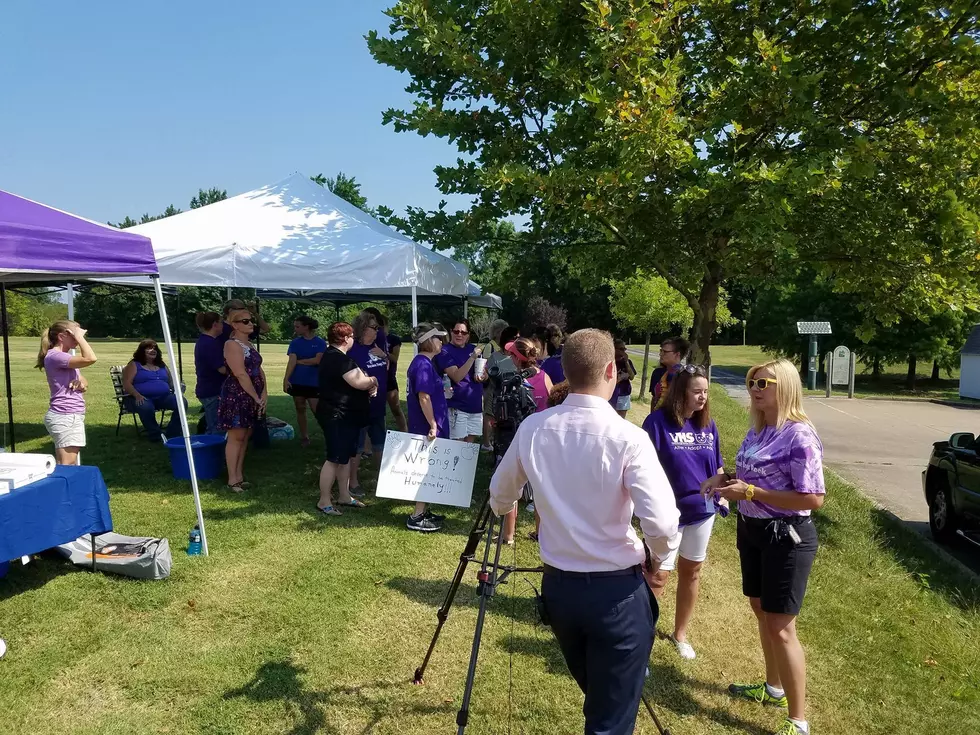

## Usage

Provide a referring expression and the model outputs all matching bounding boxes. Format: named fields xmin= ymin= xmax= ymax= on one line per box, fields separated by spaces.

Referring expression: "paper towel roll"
xmin=0 ymin=453 xmax=56 ymax=474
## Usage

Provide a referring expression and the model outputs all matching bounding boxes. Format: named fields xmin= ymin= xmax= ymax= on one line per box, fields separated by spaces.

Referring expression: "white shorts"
xmin=449 ymin=409 xmax=483 ymax=440
xmin=659 ymin=514 xmax=715 ymax=572
xmin=44 ymin=410 xmax=86 ymax=449
xmin=616 ymin=395 xmax=632 ymax=411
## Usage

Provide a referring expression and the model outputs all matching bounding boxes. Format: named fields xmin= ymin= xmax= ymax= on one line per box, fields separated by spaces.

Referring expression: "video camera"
xmin=487 ymin=356 xmax=538 ymax=456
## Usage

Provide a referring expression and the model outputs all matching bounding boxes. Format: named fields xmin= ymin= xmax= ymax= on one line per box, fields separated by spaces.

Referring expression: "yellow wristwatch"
xmin=744 ymin=484 xmax=756 ymax=501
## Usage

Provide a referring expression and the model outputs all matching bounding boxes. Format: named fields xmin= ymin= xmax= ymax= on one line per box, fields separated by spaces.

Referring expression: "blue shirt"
xmin=407 ymin=354 xmax=449 ymax=438
xmin=288 ymin=336 xmax=327 ymax=387
xmin=643 ymin=409 xmax=723 ymax=526
xmin=349 ymin=342 xmax=389 ymax=419
xmin=435 ymin=343 xmax=484 ymax=414
xmin=194 ymin=334 xmax=225 ymax=399
xmin=541 ymin=353 xmax=565 ymax=384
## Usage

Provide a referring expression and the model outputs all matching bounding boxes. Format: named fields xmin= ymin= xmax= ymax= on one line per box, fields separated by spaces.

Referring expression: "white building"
xmin=959 ymin=325 xmax=980 ymax=400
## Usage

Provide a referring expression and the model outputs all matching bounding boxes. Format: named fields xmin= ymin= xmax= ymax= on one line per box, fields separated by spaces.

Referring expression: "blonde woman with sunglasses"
xmin=701 ymin=358 xmax=825 ymax=735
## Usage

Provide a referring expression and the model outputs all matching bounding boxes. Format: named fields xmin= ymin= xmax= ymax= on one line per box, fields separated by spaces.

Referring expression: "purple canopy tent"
xmin=0 ymin=190 xmax=210 ymax=554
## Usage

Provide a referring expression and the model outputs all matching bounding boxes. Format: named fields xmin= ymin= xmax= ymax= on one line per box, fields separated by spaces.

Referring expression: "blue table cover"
xmin=0 ymin=465 xmax=112 ymax=562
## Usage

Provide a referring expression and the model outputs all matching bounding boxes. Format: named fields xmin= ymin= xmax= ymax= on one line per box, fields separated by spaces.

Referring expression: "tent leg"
xmin=463 ymin=296 xmax=468 ymax=318
xmin=255 ymin=296 xmax=261 ymax=354
xmin=411 ymin=286 xmax=419 ymax=356
xmin=67 ymin=283 xmax=75 ymax=320
xmin=0 ymin=285 xmax=15 ymax=452
xmin=176 ymin=291 xmax=184 ymax=382
xmin=152 ymin=276 xmax=209 ymax=555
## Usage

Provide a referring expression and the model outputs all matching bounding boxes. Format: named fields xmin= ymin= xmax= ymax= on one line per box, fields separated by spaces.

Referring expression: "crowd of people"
xmin=34 ymin=306 xmax=824 ymax=735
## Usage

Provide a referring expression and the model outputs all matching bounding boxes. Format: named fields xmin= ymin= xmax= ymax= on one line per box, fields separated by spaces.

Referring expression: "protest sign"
xmin=376 ymin=431 xmax=480 ymax=508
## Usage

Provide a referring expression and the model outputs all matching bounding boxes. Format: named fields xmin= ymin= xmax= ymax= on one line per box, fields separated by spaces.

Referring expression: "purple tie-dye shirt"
xmin=735 ymin=421 xmax=826 ymax=519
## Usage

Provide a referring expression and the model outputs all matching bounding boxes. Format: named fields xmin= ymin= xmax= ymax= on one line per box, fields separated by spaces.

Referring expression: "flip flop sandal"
xmin=228 ymin=482 xmax=246 ymax=493
xmin=527 ymin=531 xmax=539 ymax=542
xmin=316 ymin=505 xmax=342 ymax=516
xmin=338 ymin=499 xmax=367 ymax=509
xmin=348 ymin=486 xmax=365 ymax=498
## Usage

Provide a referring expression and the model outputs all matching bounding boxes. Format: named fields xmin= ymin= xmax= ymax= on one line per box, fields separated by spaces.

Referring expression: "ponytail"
xmin=36 ymin=320 xmax=77 ymax=370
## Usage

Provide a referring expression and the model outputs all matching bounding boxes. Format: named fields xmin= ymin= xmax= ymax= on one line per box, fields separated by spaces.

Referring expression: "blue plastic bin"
xmin=165 ymin=435 xmax=226 ymax=480
xmin=0 ymin=561 xmax=9 ymax=579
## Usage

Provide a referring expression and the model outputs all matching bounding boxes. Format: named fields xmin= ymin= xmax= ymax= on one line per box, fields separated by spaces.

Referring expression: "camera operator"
xmin=490 ymin=329 xmax=680 ymax=735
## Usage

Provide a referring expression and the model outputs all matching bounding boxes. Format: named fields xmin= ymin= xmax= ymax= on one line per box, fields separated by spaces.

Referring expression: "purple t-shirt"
xmin=349 ymin=342 xmax=389 ymax=419
xmin=44 ymin=350 xmax=85 ymax=414
xmin=436 ymin=344 xmax=484 ymax=414
xmin=541 ymin=353 xmax=565 ymax=384
xmin=194 ymin=334 xmax=226 ymax=399
xmin=736 ymin=421 xmax=826 ymax=518
xmin=407 ymin=354 xmax=449 ymax=438
xmin=643 ymin=410 xmax=723 ymax=526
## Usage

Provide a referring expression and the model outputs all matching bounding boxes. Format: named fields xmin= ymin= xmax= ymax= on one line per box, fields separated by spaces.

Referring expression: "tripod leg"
xmin=413 ymin=497 xmax=494 ymax=684
xmin=456 ymin=512 xmax=506 ymax=735
xmin=641 ymin=694 xmax=671 ymax=735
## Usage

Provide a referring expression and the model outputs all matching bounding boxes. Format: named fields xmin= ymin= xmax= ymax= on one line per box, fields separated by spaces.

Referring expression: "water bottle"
xmin=442 ymin=374 xmax=454 ymax=400
xmin=187 ymin=525 xmax=202 ymax=556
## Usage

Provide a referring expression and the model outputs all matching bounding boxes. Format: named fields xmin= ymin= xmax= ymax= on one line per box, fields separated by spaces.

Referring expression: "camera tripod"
xmin=412 ymin=491 xmax=673 ymax=735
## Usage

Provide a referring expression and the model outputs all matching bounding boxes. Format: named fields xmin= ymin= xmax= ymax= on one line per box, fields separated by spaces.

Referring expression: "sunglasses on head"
xmin=682 ymin=364 xmax=707 ymax=376
xmin=748 ymin=377 xmax=778 ymax=391
xmin=452 ymin=329 xmax=469 ymax=336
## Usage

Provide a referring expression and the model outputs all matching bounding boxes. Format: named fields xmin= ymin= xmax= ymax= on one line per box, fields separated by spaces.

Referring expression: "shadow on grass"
xmin=0 ymin=555 xmax=77 ymax=601
xmin=386 ymin=575 xmax=539 ymax=624
xmin=223 ymin=657 xmax=453 ymax=735
xmin=503 ymin=635 xmax=770 ymax=735
xmin=868 ymin=507 xmax=980 ymax=612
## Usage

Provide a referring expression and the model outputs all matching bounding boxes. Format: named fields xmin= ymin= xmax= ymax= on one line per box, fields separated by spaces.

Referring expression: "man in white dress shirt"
xmin=490 ymin=328 xmax=680 ymax=735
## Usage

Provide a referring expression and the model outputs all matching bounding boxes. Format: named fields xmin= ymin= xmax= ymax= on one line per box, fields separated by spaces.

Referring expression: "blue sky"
xmin=0 ymin=2 xmax=464 ymax=224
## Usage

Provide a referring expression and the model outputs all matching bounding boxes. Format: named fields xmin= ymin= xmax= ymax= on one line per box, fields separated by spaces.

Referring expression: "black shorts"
xmin=387 ymin=368 xmax=399 ymax=394
xmin=316 ymin=414 xmax=361 ymax=465
xmin=286 ymin=384 xmax=319 ymax=399
xmin=737 ymin=514 xmax=818 ymax=615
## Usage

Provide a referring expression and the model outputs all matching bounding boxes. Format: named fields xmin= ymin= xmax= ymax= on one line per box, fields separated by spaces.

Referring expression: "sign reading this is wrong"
xmin=376 ymin=431 xmax=480 ymax=508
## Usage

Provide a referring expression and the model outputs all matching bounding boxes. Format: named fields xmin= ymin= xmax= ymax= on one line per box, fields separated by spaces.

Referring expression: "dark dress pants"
xmin=542 ymin=567 xmax=658 ymax=735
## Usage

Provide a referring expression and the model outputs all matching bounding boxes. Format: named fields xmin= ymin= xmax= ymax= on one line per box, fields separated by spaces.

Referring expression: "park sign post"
xmin=797 ymin=322 xmax=833 ymax=391
xmin=826 ymin=345 xmax=857 ymax=399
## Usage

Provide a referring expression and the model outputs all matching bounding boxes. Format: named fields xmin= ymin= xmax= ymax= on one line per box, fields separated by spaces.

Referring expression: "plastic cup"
xmin=474 ymin=357 xmax=488 ymax=377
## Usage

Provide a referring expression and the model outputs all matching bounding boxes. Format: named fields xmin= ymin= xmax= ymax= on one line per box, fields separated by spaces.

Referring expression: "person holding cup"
xmin=217 ymin=307 xmax=268 ymax=492
xmin=642 ymin=365 xmax=727 ymax=660
xmin=435 ymin=318 xmax=487 ymax=444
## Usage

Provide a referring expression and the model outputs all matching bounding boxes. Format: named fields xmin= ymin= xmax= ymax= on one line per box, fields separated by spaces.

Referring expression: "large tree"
xmin=368 ymin=0 xmax=980 ymax=363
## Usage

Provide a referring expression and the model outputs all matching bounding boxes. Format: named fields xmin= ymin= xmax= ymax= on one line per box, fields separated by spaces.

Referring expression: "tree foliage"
xmin=368 ymin=0 xmax=980 ymax=363
xmin=190 ymin=188 xmax=228 ymax=209
xmin=312 ymin=172 xmax=370 ymax=211
xmin=1 ymin=289 xmax=67 ymax=337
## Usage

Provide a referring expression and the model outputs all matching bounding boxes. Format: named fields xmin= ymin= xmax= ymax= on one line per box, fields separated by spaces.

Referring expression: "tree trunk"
xmin=931 ymin=359 xmax=940 ymax=381
xmin=688 ymin=261 xmax=722 ymax=365
xmin=906 ymin=354 xmax=917 ymax=391
xmin=639 ymin=332 xmax=651 ymax=399
xmin=872 ymin=356 xmax=882 ymax=381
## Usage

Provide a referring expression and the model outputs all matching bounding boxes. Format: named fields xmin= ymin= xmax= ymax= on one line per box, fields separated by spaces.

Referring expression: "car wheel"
xmin=929 ymin=483 xmax=959 ymax=545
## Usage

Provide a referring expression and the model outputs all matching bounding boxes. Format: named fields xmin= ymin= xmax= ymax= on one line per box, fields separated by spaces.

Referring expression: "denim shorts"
xmin=358 ymin=415 xmax=387 ymax=453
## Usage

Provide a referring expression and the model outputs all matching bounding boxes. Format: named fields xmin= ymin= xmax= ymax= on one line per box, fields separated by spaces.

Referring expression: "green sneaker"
xmin=728 ymin=681 xmax=788 ymax=708
xmin=773 ymin=720 xmax=807 ymax=735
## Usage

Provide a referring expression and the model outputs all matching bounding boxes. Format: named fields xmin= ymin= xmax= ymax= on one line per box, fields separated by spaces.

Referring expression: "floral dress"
xmin=216 ymin=339 xmax=266 ymax=430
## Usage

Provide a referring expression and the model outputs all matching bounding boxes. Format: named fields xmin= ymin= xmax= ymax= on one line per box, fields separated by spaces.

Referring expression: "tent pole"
xmin=254 ymin=296 xmax=261 ymax=354
xmin=411 ymin=286 xmax=419 ymax=356
xmin=226 ymin=287 xmax=232 ymax=301
xmin=67 ymin=283 xmax=76 ymax=356
xmin=463 ymin=296 xmax=468 ymax=318
xmin=152 ymin=275 xmax=209 ymax=555
xmin=175 ymin=290 xmax=184 ymax=382
xmin=1 ymin=285 xmax=15 ymax=452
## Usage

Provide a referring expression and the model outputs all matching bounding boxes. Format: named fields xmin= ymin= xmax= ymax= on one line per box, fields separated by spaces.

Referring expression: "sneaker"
xmin=480 ymin=443 xmax=493 ymax=453
xmin=773 ymin=720 xmax=807 ymax=735
xmin=669 ymin=635 xmax=696 ymax=660
xmin=728 ymin=681 xmax=788 ymax=708
xmin=526 ymin=502 xmax=535 ymax=513
xmin=424 ymin=510 xmax=445 ymax=523
xmin=407 ymin=514 xmax=442 ymax=533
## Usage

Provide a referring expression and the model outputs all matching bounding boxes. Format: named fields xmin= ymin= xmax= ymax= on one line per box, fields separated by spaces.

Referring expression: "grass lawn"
xmin=629 ymin=344 xmax=970 ymax=402
xmin=1 ymin=337 xmax=978 ymax=734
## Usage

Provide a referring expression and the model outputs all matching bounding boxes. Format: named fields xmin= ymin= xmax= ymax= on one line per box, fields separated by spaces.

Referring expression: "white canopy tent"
xmin=106 ymin=173 xmax=471 ymax=326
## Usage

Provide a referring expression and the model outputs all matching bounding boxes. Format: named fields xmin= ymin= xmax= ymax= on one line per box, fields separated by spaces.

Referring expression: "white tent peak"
xmin=112 ymin=173 xmax=469 ymax=295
